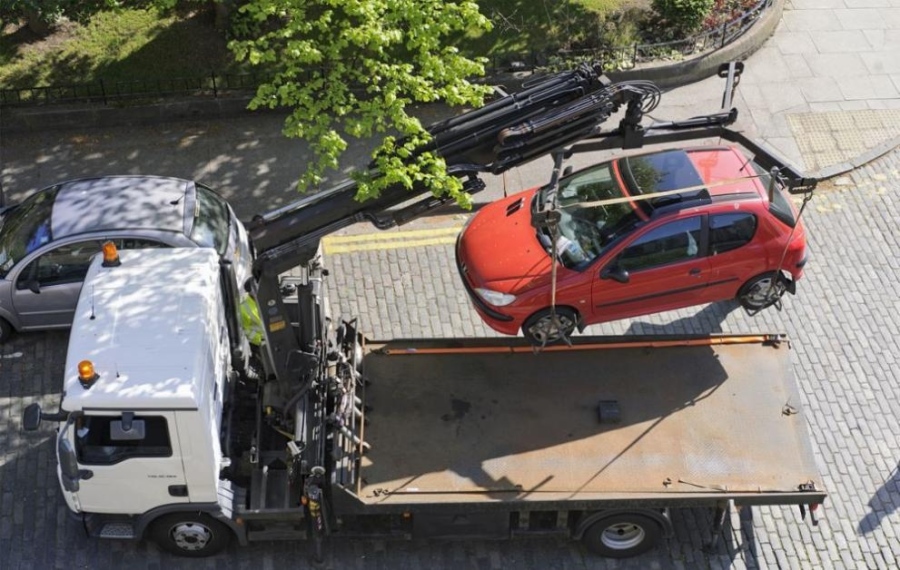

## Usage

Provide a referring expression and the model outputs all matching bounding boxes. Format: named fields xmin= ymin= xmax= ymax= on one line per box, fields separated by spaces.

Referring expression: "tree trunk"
xmin=24 ymin=9 xmax=53 ymax=37
xmin=213 ymin=1 xmax=233 ymax=32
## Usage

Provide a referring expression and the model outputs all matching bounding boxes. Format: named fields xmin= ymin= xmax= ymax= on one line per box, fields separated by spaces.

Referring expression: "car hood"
xmin=457 ymin=189 xmax=552 ymax=293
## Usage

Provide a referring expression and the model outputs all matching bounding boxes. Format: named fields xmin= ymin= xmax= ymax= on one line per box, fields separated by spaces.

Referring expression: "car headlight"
xmin=474 ymin=287 xmax=517 ymax=307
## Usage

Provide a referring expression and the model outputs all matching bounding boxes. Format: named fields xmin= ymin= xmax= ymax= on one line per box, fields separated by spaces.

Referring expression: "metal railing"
xmin=0 ymin=0 xmax=772 ymax=108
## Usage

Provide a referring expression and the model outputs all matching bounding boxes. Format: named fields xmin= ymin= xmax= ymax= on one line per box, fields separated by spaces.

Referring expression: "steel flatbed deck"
xmin=354 ymin=334 xmax=823 ymax=507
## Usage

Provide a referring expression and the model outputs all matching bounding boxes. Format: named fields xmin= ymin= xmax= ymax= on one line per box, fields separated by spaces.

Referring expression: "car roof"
xmin=51 ymin=176 xmax=192 ymax=239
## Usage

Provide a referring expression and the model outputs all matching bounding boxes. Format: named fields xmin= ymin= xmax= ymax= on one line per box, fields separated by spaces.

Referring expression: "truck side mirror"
xmin=23 ymin=403 xmax=42 ymax=431
xmin=601 ymin=265 xmax=630 ymax=284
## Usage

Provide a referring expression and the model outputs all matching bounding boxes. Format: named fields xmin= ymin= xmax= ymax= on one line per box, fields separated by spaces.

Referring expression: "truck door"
xmin=65 ymin=411 xmax=190 ymax=515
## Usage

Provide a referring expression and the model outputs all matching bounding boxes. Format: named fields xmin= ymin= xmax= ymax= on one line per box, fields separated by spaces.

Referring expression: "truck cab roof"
xmin=62 ymin=248 xmax=222 ymax=412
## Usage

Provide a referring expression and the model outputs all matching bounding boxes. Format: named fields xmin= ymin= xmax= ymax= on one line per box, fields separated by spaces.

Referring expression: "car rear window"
xmin=752 ymin=163 xmax=797 ymax=227
xmin=190 ymin=184 xmax=230 ymax=255
xmin=0 ymin=185 xmax=60 ymax=278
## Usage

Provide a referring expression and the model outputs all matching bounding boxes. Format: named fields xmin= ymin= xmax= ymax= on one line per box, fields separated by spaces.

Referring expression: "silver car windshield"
xmin=547 ymin=164 xmax=641 ymax=267
xmin=190 ymin=184 xmax=230 ymax=255
xmin=0 ymin=186 xmax=60 ymax=278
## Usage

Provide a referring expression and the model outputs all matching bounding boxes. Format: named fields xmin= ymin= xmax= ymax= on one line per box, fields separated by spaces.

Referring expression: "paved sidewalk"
xmin=652 ymin=0 xmax=900 ymax=178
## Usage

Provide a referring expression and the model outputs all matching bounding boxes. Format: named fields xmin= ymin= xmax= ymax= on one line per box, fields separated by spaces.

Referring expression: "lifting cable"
xmin=757 ymin=168 xmax=816 ymax=313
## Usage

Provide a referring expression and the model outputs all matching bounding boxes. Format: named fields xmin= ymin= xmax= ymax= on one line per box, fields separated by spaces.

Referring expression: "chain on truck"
xmin=24 ymin=62 xmax=825 ymax=560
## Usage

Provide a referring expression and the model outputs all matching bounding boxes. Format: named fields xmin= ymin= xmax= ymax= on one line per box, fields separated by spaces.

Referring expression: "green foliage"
xmin=229 ymin=0 xmax=494 ymax=207
xmin=651 ymin=0 xmax=715 ymax=35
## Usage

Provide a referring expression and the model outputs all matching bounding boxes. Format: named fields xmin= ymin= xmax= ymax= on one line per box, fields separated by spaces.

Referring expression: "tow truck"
xmin=24 ymin=63 xmax=824 ymax=559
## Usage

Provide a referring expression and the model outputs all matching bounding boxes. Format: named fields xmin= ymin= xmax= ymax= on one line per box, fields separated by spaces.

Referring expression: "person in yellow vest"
xmin=239 ymin=294 xmax=264 ymax=347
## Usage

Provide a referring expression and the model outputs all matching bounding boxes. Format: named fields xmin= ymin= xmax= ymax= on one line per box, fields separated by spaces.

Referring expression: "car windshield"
xmin=0 ymin=186 xmax=60 ymax=278
xmin=540 ymin=163 xmax=643 ymax=267
xmin=190 ymin=184 xmax=230 ymax=255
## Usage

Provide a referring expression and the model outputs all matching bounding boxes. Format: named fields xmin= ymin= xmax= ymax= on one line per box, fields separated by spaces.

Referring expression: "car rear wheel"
xmin=150 ymin=513 xmax=231 ymax=557
xmin=581 ymin=513 xmax=662 ymax=558
xmin=0 ymin=318 xmax=13 ymax=344
xmin=522 ymin=307 xmax=577 ymax=345
xmin=738 ymin=272 xmax=787 ymax=311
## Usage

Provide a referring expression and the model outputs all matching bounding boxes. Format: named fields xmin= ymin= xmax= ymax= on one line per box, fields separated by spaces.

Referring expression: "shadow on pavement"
xmin=858 ymin=461 xmax=900 ymax=535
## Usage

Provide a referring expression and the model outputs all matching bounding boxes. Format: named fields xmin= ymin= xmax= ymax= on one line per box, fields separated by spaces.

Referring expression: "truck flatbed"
xmin=357 ymin=335 xmax=822 ymax=506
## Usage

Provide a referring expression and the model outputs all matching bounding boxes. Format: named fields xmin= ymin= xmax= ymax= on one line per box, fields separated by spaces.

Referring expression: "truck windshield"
xmin=190 ymin=184 xmax=230 ymax=255
xmin=540 ymin=163 xmax=642 ymax=267
xmin=0 ymin=186 xmax=60 ymax=278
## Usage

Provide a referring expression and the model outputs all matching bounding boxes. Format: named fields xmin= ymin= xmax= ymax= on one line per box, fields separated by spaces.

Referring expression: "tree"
xmin=229 ymin=0 xmax=493 ymax=208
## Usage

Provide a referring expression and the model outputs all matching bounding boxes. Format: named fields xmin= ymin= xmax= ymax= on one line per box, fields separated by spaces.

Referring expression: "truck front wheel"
xmin=581 ymin=513 xmax=661 ymax=558
xmin=150 ymin=513 xmax=231 ymax=557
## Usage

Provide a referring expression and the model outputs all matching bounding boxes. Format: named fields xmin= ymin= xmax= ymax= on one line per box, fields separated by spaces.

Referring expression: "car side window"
xmin=616 ymin=217 xmax=702 ymax=272
xmin=15 ymin=238 xmax=167 ymax=290
xmin=710 ymin=213 xmax=756 ymax=255
xmin=16 ymin=241 xmax=102 ymax=290
xmin=75 ymin=415 xmax=172 ymax=465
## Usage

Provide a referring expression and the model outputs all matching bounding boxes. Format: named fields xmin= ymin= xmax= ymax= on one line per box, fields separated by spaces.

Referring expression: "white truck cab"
xmin=31 ymin=247 xmax=240 ymax=548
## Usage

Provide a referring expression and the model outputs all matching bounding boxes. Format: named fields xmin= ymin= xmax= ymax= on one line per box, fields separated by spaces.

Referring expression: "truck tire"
xmin=0 ymin=318 xmax=12 ymax=344
xmin=150 ymin=513 xmax=231 ymax=557
xmin=580 ymin=513 xmax=661 ymax=558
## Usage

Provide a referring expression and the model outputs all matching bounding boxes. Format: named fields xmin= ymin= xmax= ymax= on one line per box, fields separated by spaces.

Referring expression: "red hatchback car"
xmin=456 ymin=146 xmax=808 ymax=344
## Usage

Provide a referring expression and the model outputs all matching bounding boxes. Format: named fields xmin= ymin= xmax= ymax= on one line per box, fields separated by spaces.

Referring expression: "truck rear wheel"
xmin=581 ymin=513 xmax=661 ymax=558
xmin=150 ymin=513 xmax=231 ymax=557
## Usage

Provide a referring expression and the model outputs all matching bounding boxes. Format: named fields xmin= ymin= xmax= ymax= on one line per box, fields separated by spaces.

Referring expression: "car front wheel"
xmin=522 ymin=307 xmax=578 ymax=345
xmin=738 ymin=272 xmax=788 ymax=311
xmin=0 ymin=318 xmax=13 ymax=344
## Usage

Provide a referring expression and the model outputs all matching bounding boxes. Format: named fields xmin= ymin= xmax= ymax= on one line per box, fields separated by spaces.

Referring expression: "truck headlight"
xmin=474 ymin=288 xmax=516 ymax=307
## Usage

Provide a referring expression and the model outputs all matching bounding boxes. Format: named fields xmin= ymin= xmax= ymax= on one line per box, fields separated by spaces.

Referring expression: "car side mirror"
xmin=601 ymin=265 xmax=630 ymax=284
xmin=23 ymin=403 xmax=42 ymax=431
xmin=26 ymin=280 xmax=41 ymax=294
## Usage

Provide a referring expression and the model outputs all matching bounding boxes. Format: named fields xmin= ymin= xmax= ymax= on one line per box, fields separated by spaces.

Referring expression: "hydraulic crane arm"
xmin=244 ymin=62 xmax=814 ymax=406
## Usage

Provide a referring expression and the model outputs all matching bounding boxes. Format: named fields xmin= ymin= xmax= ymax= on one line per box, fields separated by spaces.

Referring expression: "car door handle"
xmin=688 ymin=268 xmax=702 ymax=276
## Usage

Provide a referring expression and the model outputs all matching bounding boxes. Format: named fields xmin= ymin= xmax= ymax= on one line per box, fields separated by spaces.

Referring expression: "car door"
xmin=11 ymin=240 xmax=103 ymax=329
xmin=12 ymin=237 xmax=168 ymax=330
xmin=591 ymin=215 xmax=711 ymax=322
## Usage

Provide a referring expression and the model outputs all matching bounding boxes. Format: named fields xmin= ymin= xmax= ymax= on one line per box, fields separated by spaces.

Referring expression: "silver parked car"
xmin=0 ymin=176 xmax=253 ymax=341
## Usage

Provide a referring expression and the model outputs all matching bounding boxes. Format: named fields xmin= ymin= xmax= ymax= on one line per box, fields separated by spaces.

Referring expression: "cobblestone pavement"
xmin=2 ymin=141 xmax=898 ymax=569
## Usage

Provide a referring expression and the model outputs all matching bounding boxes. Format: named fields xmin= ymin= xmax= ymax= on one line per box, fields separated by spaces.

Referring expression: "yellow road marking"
xmin=325 ymin=236 xmax=458 ymax=254
xmin=322 ymin=225 xmax=464 ymax=254
xmin=324 ymin=226 xmax=463 ymax=244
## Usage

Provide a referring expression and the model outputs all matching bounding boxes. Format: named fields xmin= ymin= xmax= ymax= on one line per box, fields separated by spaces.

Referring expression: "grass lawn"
xmin=0 ymin=7 xmax=240 ymax=89
xmin=0 ymin=1 xmax=642 ymax=90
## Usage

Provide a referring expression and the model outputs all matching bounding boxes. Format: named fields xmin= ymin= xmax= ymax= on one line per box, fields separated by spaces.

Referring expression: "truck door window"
xmin=75 ymin=415 xmax=172 ymax=465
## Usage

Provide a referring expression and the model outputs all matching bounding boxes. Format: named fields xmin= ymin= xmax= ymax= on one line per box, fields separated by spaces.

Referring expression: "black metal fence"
xmin=0 ymin=72 xmax=269 ymax=107
xmin=0 ymin=0 xmax=772 ymax=108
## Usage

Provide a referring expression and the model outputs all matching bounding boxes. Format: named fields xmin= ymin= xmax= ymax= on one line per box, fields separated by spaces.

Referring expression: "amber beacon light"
xmin=101 ymin=241 xmax=121 ymax=267
xmin=78 ymin=360 xmax=99 ymax=389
